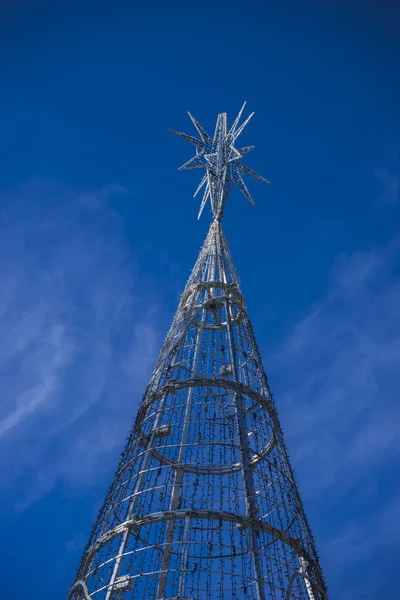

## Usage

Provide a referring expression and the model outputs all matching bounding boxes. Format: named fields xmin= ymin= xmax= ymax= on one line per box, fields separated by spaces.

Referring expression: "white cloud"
xmin=271 ymin=240 xmax=400 ymax=489
xmin=0 ymin=180 xmax=161 ymax=510
xmin=268 ymin=238 xmax=400 ymax=597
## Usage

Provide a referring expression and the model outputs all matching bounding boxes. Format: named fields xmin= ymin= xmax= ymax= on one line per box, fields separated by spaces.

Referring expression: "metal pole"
xmin=224 ymin=295 xmax=266 ymax=600
xmin=156 ymin=308 xmax=205 ymax=598
xmin=104 ymin=388 xmax=171 ymax=600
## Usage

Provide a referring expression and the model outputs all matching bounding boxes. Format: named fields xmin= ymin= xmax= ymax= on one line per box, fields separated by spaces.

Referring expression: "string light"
xmin=68 ymin=107 xmax=327 ymax=600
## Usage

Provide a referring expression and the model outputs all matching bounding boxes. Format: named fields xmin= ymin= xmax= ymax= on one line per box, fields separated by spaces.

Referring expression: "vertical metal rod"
xmin=224 ymin=296 xmax=266 ymax=600
xmin=104 ymin=389 xmax=170 ymax=600
xmin=210 ymin=220 xmax=217 ymax=295
xmin=177 ymin=515 xmax=191 ymax=596
xmin=299 ymin=557 xmax=316 ymax=600
xmin=156 ymin=311 xmax=205 ymax=598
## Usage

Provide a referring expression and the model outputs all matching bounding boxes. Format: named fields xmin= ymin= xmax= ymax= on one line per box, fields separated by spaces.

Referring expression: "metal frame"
xmin=68 ymin=106 xmax=328 ymax=600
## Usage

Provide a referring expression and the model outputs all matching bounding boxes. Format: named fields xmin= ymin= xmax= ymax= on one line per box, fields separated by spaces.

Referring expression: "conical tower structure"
xmin=68 ymin=105 xmax=328 ymax=600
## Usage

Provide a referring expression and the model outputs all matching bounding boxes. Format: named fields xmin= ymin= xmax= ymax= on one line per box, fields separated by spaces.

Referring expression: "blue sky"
xmin=0 ymin=1 xmax=399 ymax=598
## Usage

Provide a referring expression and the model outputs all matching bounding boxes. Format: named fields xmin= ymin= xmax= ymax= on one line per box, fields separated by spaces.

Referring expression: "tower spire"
xmin=169 ymin=103 xmax=270 ymax=220
xmin=68 ymin=108 xmax=328 ymax=600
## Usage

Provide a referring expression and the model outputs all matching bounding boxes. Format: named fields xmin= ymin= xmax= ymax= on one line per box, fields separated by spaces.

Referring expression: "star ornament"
xmin=169 ymin=102 xmax=270 ymax=220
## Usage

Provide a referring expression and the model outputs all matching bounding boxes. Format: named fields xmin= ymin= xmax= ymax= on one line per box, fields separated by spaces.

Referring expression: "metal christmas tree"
xmin=68 ymin=104 xmax=328 ymax=600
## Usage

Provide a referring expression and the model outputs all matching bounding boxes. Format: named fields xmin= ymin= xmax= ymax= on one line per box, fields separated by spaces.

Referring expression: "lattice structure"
xmin=68 ymin=106 xmax=328 ymax=600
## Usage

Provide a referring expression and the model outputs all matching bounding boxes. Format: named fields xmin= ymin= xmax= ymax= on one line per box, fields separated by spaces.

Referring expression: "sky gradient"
xmin=0 ymin=1 xmax=399 ymax=598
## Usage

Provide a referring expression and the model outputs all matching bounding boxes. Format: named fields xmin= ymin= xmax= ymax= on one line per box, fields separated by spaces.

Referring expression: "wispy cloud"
xmin=0 ymin=180 xmax=161 ymax=511
xmin=268 ymin=239 xmax=400 ymax=598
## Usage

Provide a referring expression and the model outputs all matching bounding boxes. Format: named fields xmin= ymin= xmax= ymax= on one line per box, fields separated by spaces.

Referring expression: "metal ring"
xmin=83 ymin=508 xmax=314 ymax=573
